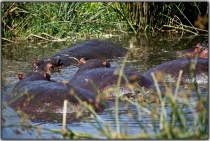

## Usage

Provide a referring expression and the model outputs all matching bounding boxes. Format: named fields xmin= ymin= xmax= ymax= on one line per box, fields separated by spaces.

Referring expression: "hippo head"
xmin=33 ymin=58 xmax=64 ymax=73
xmin=18 ymin=72 xmax=51 ymax=81
xmin=79 ymin=57 xmax=111 ymax=68
xmin=193 ymin=43 xmax=208 ymax=58
xmin=177 ymin=40 xmax=209 ymax=59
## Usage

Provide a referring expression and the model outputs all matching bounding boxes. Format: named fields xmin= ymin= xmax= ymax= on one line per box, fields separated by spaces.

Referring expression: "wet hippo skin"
xmin=177 ymin=40 xmax=208 ymax=59
xmin=75 ymin=58 xmax=111 ymax=75
xmin=33 ymin=39 xmax=128 ymax=73
xmin=143 ymin=58 xmax=208 ymax=84
xmin=6 ymin=72 xmax=106 ymax=116
xmin=69 ymin=59 xmax=154 ymax=98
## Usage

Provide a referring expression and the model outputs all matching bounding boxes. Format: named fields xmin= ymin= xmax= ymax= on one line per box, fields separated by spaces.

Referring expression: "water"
xmin=1 ymin=32 xmax=208 ymax=139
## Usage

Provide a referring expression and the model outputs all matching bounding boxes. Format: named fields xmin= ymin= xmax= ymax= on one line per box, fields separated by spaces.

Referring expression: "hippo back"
xmin=52 ymin=39 xmax=128 ymax=61
xmin=144 ymin=58 xmax=208 ymax=84
xmin=69 ymin=67 xmax=154 ymax=97
xmin=6 ymin=73 xmax=106 ymax=117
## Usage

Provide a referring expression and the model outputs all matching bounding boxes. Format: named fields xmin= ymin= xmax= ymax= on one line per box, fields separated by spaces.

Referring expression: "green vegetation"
xmin=2 ymin=2 xmax=208 ymax=43
xmin=1 ymin=2 xmax=208 ymax=139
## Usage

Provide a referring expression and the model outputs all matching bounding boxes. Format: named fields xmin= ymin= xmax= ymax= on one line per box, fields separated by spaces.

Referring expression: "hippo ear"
xmin=33 ymin=58 xmax=38 ymax=69
xmin=103 ymin=61 xmax=111 ymax=68
xmin=33 ymin=58 xmax=37 ymax=63
xmin=43 ymin=73 xmax=51 ymax=80
xmin=128 ymin=74 xmax=139 ymax=84
xmin=18 ymin=74 xmax=25 ymax=80
xmin=79 ymin=57 xmax=87 ymax=64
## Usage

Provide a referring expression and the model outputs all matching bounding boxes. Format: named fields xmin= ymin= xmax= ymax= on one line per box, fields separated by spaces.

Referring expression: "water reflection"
xmin=1 ymin=32 xmax=208 ymax=139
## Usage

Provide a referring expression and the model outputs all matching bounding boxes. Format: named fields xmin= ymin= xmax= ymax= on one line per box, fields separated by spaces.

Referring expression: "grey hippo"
xmin=68 ymin=59 xmax=154 ymax=99
xmin=5 ymin=72 xmax=107 ymax=119
xmin=177 ymin=40 xmax=208 ymax=59
xmin=144 ymin=58 xmax=208 ymax=85
xmin=33 ymin=39 xmax=128 ymax=73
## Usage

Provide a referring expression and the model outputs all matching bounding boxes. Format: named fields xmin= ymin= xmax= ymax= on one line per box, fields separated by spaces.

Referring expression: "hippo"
xmin=75 ymin=58 xmax=111 ymax=75
xmin=33 ymin=39 xmax=128 ymax=73
xmin=143 ymin=58 xmax=208 ymax=85
xmin=177 ymin=40 xmax=208 ymax=59
xmin=5 ymin=72 xmax=106 ymax=120
xmin=68 ymin=59 xmax=154 ymax=99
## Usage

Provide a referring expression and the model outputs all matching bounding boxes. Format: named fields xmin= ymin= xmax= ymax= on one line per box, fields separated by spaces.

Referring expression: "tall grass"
xmin=2 ymin=2 xmax=208 ymax=43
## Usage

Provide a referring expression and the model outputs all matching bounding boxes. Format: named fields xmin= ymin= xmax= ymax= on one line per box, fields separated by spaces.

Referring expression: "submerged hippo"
xmin=144 ymin=58 xmax=208 ymax=85
xmin=33 ymin=39 xmax=128 ymax=73
xmin=6 ymin=72 xmax=106 ymax=118
xmin=177 ymin=40 xmax=208 ymax=59
xmin=69 ymin=59 xmax=154 ymax=98
xmin=75 ymin=58 xmax=111 ymax=75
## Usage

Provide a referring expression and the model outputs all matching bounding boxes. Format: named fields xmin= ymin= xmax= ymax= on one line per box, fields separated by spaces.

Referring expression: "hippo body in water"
xmin=33 ymin=39 xmax=128 ymax=73
xmin=144 ymin=58 xmax=208 ymax=84
xmin=177 ymin=40 xmax=208 ymax=59
xmin=75 ymin=58 xmax=111 ymax=75
xmin=69 ymin=59 xmax=154 ymax=98
xmin=6 ymin=72 xmax=106 ymax=117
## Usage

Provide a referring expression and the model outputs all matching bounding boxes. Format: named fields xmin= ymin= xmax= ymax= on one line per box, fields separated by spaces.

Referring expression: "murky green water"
xmin=1 ymin=32 xmax=208 ymax=139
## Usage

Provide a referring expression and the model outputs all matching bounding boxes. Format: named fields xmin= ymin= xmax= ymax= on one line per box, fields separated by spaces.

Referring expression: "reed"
xmin=2 ymin=2 xmax=208 ymax=43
